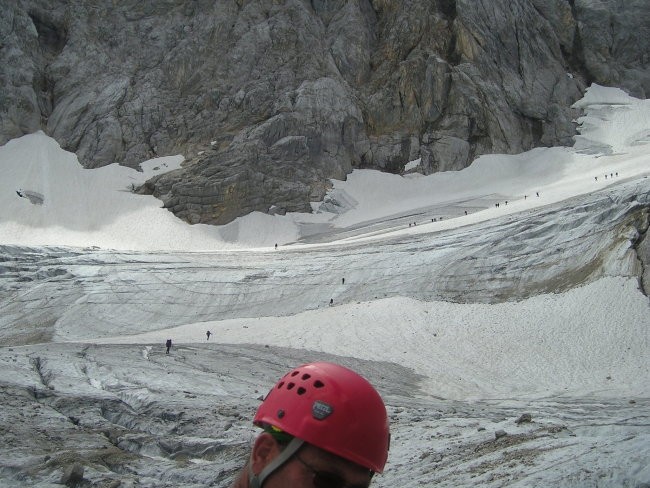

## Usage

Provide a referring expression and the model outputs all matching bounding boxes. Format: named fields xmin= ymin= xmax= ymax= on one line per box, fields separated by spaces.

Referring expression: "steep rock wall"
xmin=1 ymin=0 xmax=648 ymax=224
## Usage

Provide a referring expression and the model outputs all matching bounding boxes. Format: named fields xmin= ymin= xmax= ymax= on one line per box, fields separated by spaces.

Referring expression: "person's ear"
xmin=251 ymin=433 xmax=281 ymax=474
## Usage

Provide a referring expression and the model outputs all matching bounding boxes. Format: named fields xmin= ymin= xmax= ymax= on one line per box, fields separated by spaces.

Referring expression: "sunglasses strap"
xmin=249 ymin=437 xmax=305 ymax=488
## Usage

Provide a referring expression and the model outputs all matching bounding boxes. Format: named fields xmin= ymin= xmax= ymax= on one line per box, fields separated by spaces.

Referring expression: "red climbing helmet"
xmin=253 ymin=362 xmax=390 ymax=473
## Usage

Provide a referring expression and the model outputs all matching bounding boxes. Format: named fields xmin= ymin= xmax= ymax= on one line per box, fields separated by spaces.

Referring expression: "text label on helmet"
xmin=312 ymin=400 xmax=333 ymax=420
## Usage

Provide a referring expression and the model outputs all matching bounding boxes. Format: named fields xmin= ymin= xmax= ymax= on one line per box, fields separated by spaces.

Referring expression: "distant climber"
xmin=206 ymin=330 xmax=211 ymax=340
xmin=342 ymin=277 xmax=345 ymax=285
xmin=329 ymin=298 xmax=333 ymax=306
xmin=166 ymin=339 xmax=172 ymax=354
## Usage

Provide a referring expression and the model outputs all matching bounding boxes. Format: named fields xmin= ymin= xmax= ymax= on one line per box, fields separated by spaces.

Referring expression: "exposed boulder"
xmin=60 ymin=462 xmax=84 ymax=486
xmin=515 ymin=413 xmax=533 ymax=424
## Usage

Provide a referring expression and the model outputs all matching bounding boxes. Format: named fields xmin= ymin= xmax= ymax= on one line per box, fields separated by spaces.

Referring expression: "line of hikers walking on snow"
xmin=164 ymin=170 xmax=623 ymax=356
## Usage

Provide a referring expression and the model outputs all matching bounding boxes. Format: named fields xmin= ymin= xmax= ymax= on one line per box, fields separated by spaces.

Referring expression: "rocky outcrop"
xmin=1 ymin=0 xmax=648 ymax=224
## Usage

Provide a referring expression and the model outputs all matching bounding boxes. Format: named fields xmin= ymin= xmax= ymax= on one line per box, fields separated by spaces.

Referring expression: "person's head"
xmin=245 ymin=361 xmax=390 ymax=488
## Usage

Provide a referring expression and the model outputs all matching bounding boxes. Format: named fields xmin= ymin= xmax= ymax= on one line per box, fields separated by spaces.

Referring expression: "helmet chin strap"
xmin=249 ymin=437 xmax=304 ymax=488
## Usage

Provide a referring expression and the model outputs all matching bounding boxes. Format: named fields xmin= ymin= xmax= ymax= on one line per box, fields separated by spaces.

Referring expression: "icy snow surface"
xmin=0 ymin=84 xmax=649 ymax=487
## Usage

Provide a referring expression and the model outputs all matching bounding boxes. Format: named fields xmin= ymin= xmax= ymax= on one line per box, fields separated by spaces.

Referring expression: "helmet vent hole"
xmin=297 ymin=387 xmax=306 ymax=395
xmin=290 ymin=371 xmax=300 ymax=377
xmin=313 ymin=380 xmax=325 ymax=388
xmin=301 ymin=373 xmax=311 ymax=380
xmin=277 ymin=381 xmax=285 ymax=389
xmin=287 ymin=382 xmax=295 ymax=390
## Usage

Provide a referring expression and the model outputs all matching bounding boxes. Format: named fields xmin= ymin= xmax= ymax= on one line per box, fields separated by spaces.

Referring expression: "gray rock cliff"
xmin=1 ymin=0 xmax=648 ymax=224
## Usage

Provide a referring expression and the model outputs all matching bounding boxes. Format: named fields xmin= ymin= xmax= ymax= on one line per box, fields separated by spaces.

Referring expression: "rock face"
xmin=1 ymin=0 xmax=649 ymax=224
